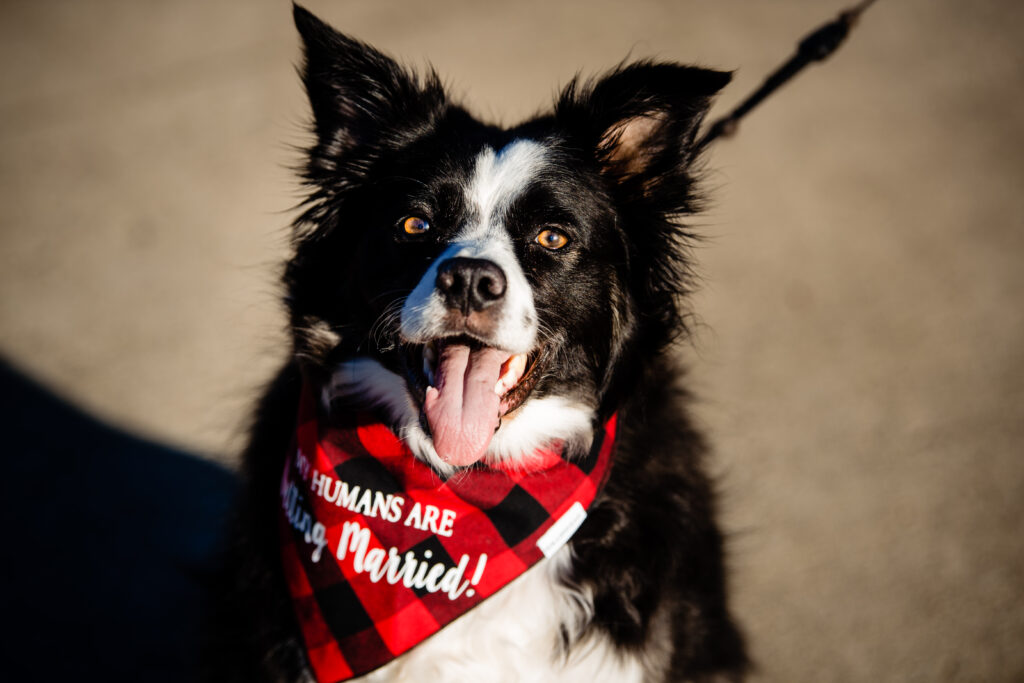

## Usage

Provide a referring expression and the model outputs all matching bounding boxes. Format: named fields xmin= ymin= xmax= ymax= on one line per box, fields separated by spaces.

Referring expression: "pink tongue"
xmin=424 ymin=344 xmax=510 ymax=467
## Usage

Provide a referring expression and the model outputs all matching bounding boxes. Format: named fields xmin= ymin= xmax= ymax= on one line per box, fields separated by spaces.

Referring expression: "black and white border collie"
xmin=206 ymin=5 xmax=748 ymax=682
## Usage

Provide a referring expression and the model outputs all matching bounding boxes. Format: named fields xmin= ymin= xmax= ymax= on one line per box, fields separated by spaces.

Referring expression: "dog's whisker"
xmin=367 ymin=297 xmax=406 ymax=351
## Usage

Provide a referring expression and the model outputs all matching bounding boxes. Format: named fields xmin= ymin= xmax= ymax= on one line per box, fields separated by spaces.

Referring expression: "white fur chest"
xmin=349 ymin=547 xmax=644 ymax=683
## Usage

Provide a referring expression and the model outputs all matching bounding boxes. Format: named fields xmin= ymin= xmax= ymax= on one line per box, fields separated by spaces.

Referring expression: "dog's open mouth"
xmin=403 ymin=337 xmax=543 ymax=467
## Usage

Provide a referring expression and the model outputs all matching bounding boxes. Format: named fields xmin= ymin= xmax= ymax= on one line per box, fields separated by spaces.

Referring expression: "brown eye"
xmin=535 ymin=228 xmax=569 ymax=250
xmin=403 ymin=216 xmax=430 ymax=235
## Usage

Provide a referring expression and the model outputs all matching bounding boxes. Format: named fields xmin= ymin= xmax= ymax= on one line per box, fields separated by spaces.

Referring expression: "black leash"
xmin=695 ymin=0 xmax=879 ymax=153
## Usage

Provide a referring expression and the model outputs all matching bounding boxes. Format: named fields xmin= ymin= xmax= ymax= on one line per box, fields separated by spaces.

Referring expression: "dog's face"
xmin=286 ymin=7 xmax=728 ymax=473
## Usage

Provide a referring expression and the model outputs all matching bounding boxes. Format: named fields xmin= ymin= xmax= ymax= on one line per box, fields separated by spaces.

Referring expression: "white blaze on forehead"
xmin=461 ymin=139 xmax=548 ymax=240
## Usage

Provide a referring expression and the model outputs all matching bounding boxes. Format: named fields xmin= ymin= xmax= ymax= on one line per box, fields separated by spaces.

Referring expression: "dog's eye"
xmin=535 ymin=228 xmax=569 ymax=251
xmin=402 ymin=216 xmax=430 ymax=235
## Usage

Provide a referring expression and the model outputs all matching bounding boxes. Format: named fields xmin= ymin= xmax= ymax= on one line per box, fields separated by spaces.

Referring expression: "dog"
xmin=204 ymin=5 xmax=748 ymax=682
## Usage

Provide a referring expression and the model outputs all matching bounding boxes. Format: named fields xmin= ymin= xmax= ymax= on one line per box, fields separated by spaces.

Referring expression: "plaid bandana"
xmin=279 ymin=385 xmax=617 ymax=682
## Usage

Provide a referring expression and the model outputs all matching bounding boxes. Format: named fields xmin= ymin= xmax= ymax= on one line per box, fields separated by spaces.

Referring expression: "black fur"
xmin=204 ymin=5 xmax=747 ymax=681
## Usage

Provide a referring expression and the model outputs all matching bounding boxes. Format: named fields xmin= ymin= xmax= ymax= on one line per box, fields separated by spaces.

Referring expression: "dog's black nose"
xmin=436 ymin=257 xmax=507 ymax=313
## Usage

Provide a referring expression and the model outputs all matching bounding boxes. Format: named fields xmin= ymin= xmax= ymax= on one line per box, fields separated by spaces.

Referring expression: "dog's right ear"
xmin=293 ymin=4 xmax=446 ymax=156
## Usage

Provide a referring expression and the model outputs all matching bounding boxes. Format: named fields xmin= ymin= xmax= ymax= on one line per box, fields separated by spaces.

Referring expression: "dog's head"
xmin=286 ymin=6 xmax=728 ymax=473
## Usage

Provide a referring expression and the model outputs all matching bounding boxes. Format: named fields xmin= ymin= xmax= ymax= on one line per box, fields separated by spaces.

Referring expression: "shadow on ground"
xmin=0 ymin=358 xmax=238 ymax=682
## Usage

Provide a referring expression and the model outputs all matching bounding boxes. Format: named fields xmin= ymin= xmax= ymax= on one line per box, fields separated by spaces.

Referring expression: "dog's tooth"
xmin=494 ymin=353 xmax=528 ymax=396
xmin=494 ymin=370 xmax=508 ymax=396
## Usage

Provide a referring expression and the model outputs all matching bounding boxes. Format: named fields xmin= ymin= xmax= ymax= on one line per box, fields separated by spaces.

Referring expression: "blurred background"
xmin=1 ymin=0 xmax=1021 ymax=680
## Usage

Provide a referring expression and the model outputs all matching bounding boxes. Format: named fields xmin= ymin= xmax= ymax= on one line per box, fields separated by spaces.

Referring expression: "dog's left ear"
xmin=557 ymin=62 xmax=730 ymax=202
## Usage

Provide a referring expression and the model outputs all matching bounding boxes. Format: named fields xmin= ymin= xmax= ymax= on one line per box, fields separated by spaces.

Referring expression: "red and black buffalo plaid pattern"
xmin=279 ymin=385 xmax=617 ymax=682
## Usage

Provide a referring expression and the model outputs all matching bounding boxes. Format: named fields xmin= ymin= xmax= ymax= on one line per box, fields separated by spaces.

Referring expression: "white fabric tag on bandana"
xmin=536 ymin=501 xmax=588 ymax=557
